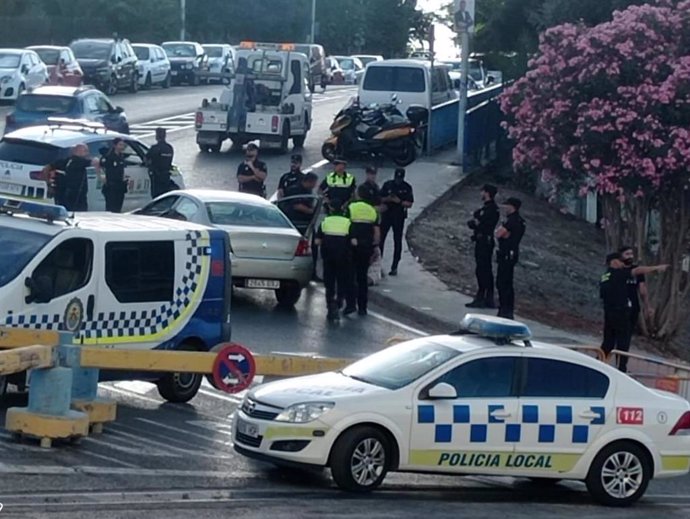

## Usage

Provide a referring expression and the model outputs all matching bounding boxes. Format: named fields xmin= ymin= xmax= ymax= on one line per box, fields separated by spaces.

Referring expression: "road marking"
xmin=113 ymin=419 xmax=232 ymax=452
xmin=305 ymin=159 xmax=330 ymax=172
xmin=83 ymin=434 xmax=176 ymax=458
xmin=107 ymin=424 xmax=231 ymax=458
xmin=72 ymin=447 xmax=142 ymax=468
xmin=0 ymin=463 xmax=253 ymax=478
xmin=135 ymin=418 xmax=233 ymax=446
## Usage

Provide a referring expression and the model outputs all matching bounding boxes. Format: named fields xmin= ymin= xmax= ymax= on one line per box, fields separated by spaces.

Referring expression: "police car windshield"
xmin=206 ymin=202 xmax=293 ymax=228
xmin=0 ymin=226 xmax=52 ymax=287
xmin=342 ymin=341 xmax=460 ymax=390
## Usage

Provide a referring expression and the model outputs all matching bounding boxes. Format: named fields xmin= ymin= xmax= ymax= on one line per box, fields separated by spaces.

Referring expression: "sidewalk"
xmin=368 ymin=149 xmax=599 ymax=345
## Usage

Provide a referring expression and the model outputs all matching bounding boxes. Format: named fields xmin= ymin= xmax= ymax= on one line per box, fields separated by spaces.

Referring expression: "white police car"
xmin=233 ymin=315 xmax=690 ymax=507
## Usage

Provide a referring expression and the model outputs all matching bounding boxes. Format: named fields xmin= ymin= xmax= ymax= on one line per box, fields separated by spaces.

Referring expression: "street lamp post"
xmin=310 ymin=0 xmax=317 ymax=43
xmin=180 ymin=0 xmax=186 ymax=40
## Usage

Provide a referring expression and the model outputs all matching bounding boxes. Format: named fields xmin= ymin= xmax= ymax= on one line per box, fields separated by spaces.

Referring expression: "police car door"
xmin=408 ymin=353 xmax=521 ymax=474
xmin=513 ymin=353 xmax=613 ymax=476
xmin=9 ymin=232 xmax=99 ymax=341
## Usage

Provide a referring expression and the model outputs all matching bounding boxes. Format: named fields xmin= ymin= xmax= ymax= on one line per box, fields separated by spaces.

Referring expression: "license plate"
xmin=0 ymin=181 xmax=24 ymax=196
xmin=237 ymin=418 xmax=259 ymax=438
xmin=246 ymin=279 xmax=280 ymax=289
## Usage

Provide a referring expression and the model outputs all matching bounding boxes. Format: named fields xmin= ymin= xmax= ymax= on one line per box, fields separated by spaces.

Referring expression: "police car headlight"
xmin=275 ymin=402 xmax=334 ymax=423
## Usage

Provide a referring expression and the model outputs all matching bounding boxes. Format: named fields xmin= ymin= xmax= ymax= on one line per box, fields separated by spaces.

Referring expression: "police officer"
xmin=600 ymin=253 xmax=667 ymax=372
xmin=495 ymin=197 xmax=526 ymax=319
xmin=619 ymin=245 xmax=652 ymax=333
xmin=283 ymin=172 xmax=319 ymax=235
xmin=466 ymin=184 xmax=500 ymax=308
xmin=379 ymin=168 xmax=414 ymax=276
xmin=277 ymin=154 xmax=305 ymax=200
xmin=345 ymin=185 xmax=380 ymax=316
xmin=237 ymin=142 xmax=268 ymax=197
xmin=315 ymin=200 xmax=353 ymax=322
xmin=100 ymin=138 xmax=128 ymax=213
xmin=360 ymin=165 xmax=382 ymax=207
xmin=318 ymin=158 xmax=356 ymax=210
xmin=43 ymin=143 xmax=99 ymax=212
xmin=147 ymin=127 xmax=175 ymax=199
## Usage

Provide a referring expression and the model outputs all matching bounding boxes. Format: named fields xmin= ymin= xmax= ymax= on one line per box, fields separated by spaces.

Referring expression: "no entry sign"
xmin=211 ymin=343 xmax=256 ymax=393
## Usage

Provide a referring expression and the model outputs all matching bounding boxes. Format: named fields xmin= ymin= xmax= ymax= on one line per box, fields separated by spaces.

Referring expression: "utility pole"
xmin=310 ymin=0 xmax=317 ymax=43
xmin=456 ymin=30 xmax=469 ymax=170
xmin=180 ymin=0 xmax=186 ymax=40
xmin=426 ymin=24 xmax=435 ymax=156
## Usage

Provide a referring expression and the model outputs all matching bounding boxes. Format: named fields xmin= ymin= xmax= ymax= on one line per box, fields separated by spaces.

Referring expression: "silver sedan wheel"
xmin=351 ymin=437 xmax=386 ymax=487
xmin=600 ymin=451 xmax=644 ymax=499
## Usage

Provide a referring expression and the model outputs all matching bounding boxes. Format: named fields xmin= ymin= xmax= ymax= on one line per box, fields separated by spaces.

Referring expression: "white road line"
xmin=135 ymin=418 xmax=233 ymax=446
xmin=0 ymin=463 xmax=252 ymax=478
xmin=107 ymin=425 xmax=230 ymax=459
xmin=305 ymin=159 xmax=330 ymax=172
xmin=72 ymin=447 xmax=141 ymax=468
xmin=112 ymin=419 xmax=230 ymax=452
xmin=100 ymin=384 xmax=164 ymax=405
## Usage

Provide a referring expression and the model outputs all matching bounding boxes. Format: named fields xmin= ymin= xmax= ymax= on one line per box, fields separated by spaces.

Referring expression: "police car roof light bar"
xmin=46 ymin=117 xmax=106 ymax=133
xmin=459 ymin=314 xmax=532 ymax=345
xmin=0 ymin=196 xmax=69 ymax=223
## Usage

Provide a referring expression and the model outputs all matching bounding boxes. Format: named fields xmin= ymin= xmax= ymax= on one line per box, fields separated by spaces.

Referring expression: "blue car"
xmin=4 ymin=85 xmax=129 ymax=135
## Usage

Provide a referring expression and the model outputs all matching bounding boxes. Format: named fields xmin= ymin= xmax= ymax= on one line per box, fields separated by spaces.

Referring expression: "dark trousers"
xmin=105 ymin=190 xmax=125 ymax=213
xmin=352 ymin=246 xmax=373 ymax=312
xmin=151 ymin=174 xmax=172 ymax=199
xmin=496 ymin=253 xmax=517 ymax=319
xmin=474 ymin=240 xmax=495 ymax=304
xmin=603 ymin=308 xmax=632 ymax=372
xmin=58 ymin=192 xmax=87 ymax=212
xmin=380 ymin=215 xmax=404 ymax=270
xmin=323 ymin=252 xmax=351 ymax=315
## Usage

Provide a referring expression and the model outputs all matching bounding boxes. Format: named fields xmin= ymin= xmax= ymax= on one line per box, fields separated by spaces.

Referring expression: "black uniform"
xmin=51 ymin=156 xmax=90 ymax=211
xmin=360 ymin=180 xmax=381 ymax=206
xmin=600 ymin=268 xmax=634 ymax=372
xmin=278 ymin=170 xmax=304 ymax=198
xmin=237 ymin=159 xmax=268 ymax=197
xmin=284 ymin=183 xmax=315 ymax=235
xmin=100 ymin=150 xmax=128 ymax=213
xmin=346 ymin=200 xmax=379 ymax=314
xmin=379 ymin=179 xmax=414 ymax=272
xmin=147 ymin=141 xmax=175 ymax=198
xmin=626 ymin=266 xmax=645 ymax=331
xmin=496 ymin=212 xmax=526 ymax=319
xmin=468 ymin=200 xmax=500 ymax=306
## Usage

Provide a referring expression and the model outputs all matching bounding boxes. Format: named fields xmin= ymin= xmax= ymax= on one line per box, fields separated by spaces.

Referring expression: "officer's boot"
xmin=465 ymin=292 xmax=486 ymax=308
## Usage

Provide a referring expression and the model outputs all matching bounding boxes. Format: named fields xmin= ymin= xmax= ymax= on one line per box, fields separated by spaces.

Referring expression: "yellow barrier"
xmin=0 ymin=345 xmax=54 ymax=376
xmin=255 ymin=355 xmax=350 ymax=376
xmin=0 ymin=328 xmax=60 ymax=349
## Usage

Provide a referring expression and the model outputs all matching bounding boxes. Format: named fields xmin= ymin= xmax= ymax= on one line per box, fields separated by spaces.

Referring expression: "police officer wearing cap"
xmin=495 ymin=197 xmax=526 ymax=319
xmin=146 ymin=127 xmax=175 ymax=198
xmin=466 ymin=184 xmax=500 ymax=308
xmin=277 ymin=154 xmax=305 ymax=200
xmin=380 ymin=167 xmax=414 ymax=276
xmin=237 ymin=142 xmax=268 ymax=197
xmin=319 ymin=158 xmax=356 ymax=210
xmin=100 ymin=138 xmax=128 ymax=213
xmin=360 ymin=165 xmax=382 ymax=207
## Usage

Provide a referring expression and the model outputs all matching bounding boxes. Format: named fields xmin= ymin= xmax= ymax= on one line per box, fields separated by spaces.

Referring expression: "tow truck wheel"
xmin=209 ymin=144 xmax=221 ymax=153
xmin=330 ymin=426 xmax=390 ymax=492
xmin=280 ymin=122 xmax=291 ymax=154
xmin=585 ymin=441 xmax=651 ymax=507
xmin=156 ymin=343 xmax=203 ymax=403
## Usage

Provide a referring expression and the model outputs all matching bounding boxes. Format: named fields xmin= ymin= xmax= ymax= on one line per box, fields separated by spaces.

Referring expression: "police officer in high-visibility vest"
xmin=315 ymin=200 xmax=353 ymax=322
xmin=318 ymin=158 xmax=356 ymax=211
xmin=345 ymin=185 xmax=380 ymax=316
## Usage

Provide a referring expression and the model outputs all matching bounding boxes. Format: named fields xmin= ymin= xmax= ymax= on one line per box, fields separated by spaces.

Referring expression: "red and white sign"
xmin=617 ymin=407 xmax=644 ymax=425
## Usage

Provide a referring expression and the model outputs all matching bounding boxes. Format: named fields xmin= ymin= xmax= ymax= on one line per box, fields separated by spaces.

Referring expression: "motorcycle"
xmin=321 ymin=96 xmax=428 ymax=167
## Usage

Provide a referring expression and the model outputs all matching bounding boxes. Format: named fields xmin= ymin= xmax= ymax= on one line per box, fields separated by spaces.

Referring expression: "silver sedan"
xmin=136 ymin=189 xmax=314 ymax=306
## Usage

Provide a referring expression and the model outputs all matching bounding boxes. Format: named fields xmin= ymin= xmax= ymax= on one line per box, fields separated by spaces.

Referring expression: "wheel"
xmin=279 ymin=121 xmax=291 ymax=154
xmin=16 ymin=83 xmax=25 ymax=99
xmin=330 ymin=426 xmax=390 ymax=492
xmin=0 ymin=375 xmax=8 ymax=398
xmin=293 ymin=134 xmax=306 ymax=148
xmin=198 ymin=144 xmax=210 ymax=153
xmin=162 ymin=72 xmax=171 ymax=89
xmin=585 ymin=441 xmax=651 ymax=507
xmin=129 ymin=73 xmax=139 ymax=93
xmin=209 ymin=143 xmax=221 ymax=153
xmin=192 ymin=72 xmax=201 ymax=86
xmin=275 ymin=285 xmax=302 ymax=307
xmin=156 ymin=343 xmax=203 ymax=403
xmin=321 ymin=142 xmax=337 ymax=162
xmin=107 ymin=75 xmax=118 ymax=95
xmin=391 ymin=140 xmax=416 ymax=167
xmin=144 ymin=73 xmax=152 ymax=89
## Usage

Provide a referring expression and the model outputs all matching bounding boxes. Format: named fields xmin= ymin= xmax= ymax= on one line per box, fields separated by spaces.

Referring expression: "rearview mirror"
xmin=21 ymin=65 xmax=29 ymax=74
xmin=114 ymin=106 xmax=124 ymax=113
xmin=25 ymin=275 xmax=53 ymax=304
xmin=427 ymin=382 xmax=457 ymax=399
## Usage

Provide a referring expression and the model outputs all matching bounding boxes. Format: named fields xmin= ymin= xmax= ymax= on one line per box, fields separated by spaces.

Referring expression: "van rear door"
xmin=359 ymin=64 xmax=428 ymax=113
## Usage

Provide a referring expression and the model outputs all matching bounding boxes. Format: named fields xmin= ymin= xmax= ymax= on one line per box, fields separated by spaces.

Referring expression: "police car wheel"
xmin=585 ymin=441 xmax=651 ymax=507
xmin=156 ymin=344 xmax=203 ymax=403
xmin=330 ymin=426 xmax=390 ymax=492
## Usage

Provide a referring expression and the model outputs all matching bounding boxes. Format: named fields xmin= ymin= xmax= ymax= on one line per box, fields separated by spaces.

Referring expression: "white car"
xmin=0 ymin=49 xmax=48 ymax=101
xmin=233 ymin=315 xmax=690 ymax=507
xmin=202 ymin=44 xmax=234 ymax=83
xmin=333 ymin=56 xmax=365 ymax=85
xmin=132 ymin=44 xmax=172 ymax=89
xmin=352 ymin=54 xmax=383 ymax=67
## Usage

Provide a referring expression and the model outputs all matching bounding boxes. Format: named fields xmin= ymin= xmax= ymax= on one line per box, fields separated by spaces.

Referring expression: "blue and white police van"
xmin=233 ymin=315 xmax=690 ymax=507
xmin=0 ymin=197 xmax=232 ymax=402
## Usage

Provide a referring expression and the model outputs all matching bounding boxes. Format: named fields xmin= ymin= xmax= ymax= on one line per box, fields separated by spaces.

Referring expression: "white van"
xmin=358 ymin=59 xmax=457 ymax=114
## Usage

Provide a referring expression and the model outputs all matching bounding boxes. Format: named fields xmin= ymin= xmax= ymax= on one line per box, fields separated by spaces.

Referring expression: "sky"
xmin=418 ymin=0 xmax=459 ymax=59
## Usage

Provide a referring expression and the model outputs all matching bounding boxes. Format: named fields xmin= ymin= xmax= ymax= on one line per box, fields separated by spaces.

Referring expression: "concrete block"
xmin=27 ymin=367 xmax=73 ymax=416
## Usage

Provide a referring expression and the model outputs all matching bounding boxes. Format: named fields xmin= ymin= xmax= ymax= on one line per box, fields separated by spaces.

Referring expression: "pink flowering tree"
xmin=501 ymin=1 xmax=690 ymax=341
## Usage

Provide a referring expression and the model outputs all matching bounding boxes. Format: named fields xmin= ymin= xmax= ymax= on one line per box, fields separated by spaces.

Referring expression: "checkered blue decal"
xmin=417 ymin=404 xmax=606 ymax=444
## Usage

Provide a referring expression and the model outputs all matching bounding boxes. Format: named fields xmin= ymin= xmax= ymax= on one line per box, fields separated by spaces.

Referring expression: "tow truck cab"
xmin=195 ymin=41 xmax=313 ymax=154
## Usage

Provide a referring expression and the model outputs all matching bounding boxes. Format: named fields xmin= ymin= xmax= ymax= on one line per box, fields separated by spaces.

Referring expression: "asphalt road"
xmin=1 ymin=86 xmax=689 ymax=518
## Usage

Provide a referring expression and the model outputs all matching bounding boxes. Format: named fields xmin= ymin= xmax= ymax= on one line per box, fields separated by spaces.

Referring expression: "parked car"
xmin=293 ymin=43 xmax=327 ymax=92
xmin=161 ymin=41 xmax=208 ymax=86
xmin=441 ymin=58 xmax=488 ymax=89
xmin=201 ymin=44 xmax=234 ymax=84
xmin=4 ymin=85 xmax=129 ymax=135
xmin=325 ymin=56 xmax=344 ymax=85
xmin=27 ymin=46 xmax=83 ymax=87
xmin=0 ymin=49 xmax=48 ymax=102
xmin=352 ymin=54 xmax=384 ymax=67
xmin=135 ymin=190 xmax=314 ymax=307
xmin=69 ymin=38 xmax=139 ymax=95
xmin=333 ymin=56 xmax=364 ymax=85
xmin=132 ymin=43 xmax=171 ymax=89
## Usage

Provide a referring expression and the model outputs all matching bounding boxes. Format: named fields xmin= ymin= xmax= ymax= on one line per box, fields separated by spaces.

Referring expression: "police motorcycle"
xmin=321 ymin=95 xmax=428 ymax=167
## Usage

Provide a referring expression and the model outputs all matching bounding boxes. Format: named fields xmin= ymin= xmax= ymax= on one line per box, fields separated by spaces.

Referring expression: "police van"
xmin=0 ymin=197 xmax=231 ymax=402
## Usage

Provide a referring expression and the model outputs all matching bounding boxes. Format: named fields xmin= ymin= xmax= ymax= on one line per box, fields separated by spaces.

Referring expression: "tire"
xmin=209 ymin=143 xmax=221 ymax=153
xmin=585 ymin=441 xmax=651 ymax=507
xmin=15 ymin=83 xmax=25 ymax=100
xmin=321 ymin=142 xmax=337 ymax=162
xmin=293 ymin=134 xmax=306 ymax=148
xmin=198 ymin=144 xmax=210 ymax=153
xmin=162 ymin=72 xmax=171 ymax=89
xmin=391 ymin=140 xmax=416 ymax=167
xmin=192 ymin=72 xmax=201 ymax=86
xmin=279 ymin=121 xmax=291 ymax=154
xmin=275 ymin=285 xmax=302 ymax=307
xmin=330 ymin=426 xmax=390 ymax=492
xmin=144 ymin=73 xmax=152 ymax=90
xmin=156 ymin=343 xmax=203 ymax=403
xmin=129 ymin=73 xmax=139 ymax=93
xmin=0 ymin=375 xmax=8 ymax=398
xmin=107 ymin=75 xmax=118 ymax=95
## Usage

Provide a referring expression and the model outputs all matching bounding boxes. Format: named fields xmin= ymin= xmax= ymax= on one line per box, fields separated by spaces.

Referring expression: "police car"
xmin=233 ymin=315 xmax=690 ymax=507
xmin=0 ymin=197 xmax=231 ymax=403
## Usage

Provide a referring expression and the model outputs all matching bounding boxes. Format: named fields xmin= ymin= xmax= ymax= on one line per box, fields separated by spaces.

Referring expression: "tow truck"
xmin=195 ymin=42 xmax=313 ymax=154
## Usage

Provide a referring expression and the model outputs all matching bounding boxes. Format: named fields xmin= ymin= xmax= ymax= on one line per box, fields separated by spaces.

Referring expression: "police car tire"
xmin=156 ymin=343 xmax=203 ymax=403
xmin=585 ymin=441 xmax=652 ymax=507
xmin=330 ymin=426 xmax=390 ymax=492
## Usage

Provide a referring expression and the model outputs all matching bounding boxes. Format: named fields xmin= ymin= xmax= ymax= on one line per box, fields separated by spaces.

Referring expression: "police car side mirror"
xmin=427 ymin=382 xmax=457 ymax=400
xmin=25 ymin=275 xmax=53 ymax=304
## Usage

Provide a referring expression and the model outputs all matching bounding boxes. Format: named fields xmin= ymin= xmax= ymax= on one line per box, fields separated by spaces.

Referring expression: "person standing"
xmin=146 ymin=127 xmax=175 ymax=199
xmin=346 ymin=185 xmax=380 ymax=316
xmin=43 ymin=143 xmax=99 ymax=212
xmin=237 ymin=142 xmax=267 ymax=197
xmin=379 ymin=168 xmax=414 ymax=276
xmin=495 ymin=197 xmax=526 ymax=319
xmin=466 ymin=184 xmax=500 ymax=308
xmin=283 ymin=172 xmax=319 ymax=235
xmin=277 ymin=154 xmax=305 ymax=200
xmin=619 ymin=246 xmax=653 ymax=333
xmin=360 ymin=165 xmax=382 ymax=207
xmin=318 ymin=159 xmax=356 ymax=210
xmin=100 ymin=138 xmax=129 ymax=213
xmin=600 ymin=252 xmax=668 ymax=372
xmin=315 ymin=200 xmax=353 ymax=322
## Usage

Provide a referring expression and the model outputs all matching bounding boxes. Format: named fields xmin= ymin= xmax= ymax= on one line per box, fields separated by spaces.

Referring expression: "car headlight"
xmin=275 ymin=402 xmax=334 ymax=423
xmin=186 ymin=63 xmax=194 ymax=70
xmin=1 ymin=75 xmax=12 ymax=84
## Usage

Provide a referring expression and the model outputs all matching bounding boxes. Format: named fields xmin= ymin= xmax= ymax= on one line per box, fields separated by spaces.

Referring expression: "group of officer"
xmin=466 ymin=184 xmax=526 ymax=320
